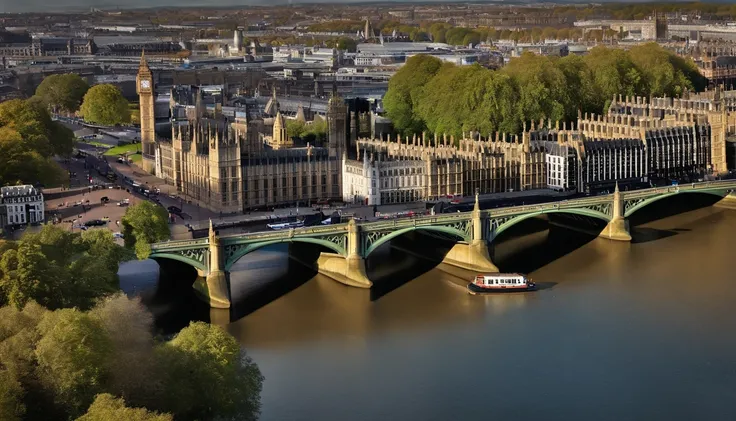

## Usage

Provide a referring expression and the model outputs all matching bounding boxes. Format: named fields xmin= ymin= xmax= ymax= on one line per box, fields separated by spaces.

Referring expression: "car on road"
xmin=84 ymin=219 xmax=107 ymax=227
xmin=117 ymin=199 xmax=130 ymax=206
xmin=167 ymin=206 xmax=182 ymax=214
xmin=112 ymin=232 xmax=124 ymax=239
xmin=100 ymin=196 xmax=110 ymax=203
xmin=73 ymin=225 xmax=88 ymax=231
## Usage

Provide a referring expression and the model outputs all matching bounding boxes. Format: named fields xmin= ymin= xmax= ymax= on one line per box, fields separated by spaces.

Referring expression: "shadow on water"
xmin=142 ymin=258 xmax=211 ymax=335
xmin=492 ymin=216 xmax=602 ymax=275
xmin=628 ymin=193 xmax=722 ymax=226
xmin=228 ymin=243 xmax=320 ymax=321
xmin=627 ymin=193 xmax=721 ymax=244
xmin=366 ymin=231 xmax=457 ymax=301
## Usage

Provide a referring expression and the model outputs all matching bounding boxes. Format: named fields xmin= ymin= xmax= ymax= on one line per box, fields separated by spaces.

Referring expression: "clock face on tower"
xmin=140 ymin=79 xmax=151 ymax=90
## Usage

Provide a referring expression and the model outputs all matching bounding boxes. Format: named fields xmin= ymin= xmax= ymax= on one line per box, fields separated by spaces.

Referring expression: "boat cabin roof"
xmin=477 ymin=273 xmax=525 ymax=278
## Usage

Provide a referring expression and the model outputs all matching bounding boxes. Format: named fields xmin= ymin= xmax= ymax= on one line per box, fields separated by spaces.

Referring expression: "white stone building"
xmin=0 ymin=185 xmax=44 ymax=227
xmin=342 ymin=151 xmax=428 ymax=206
xmin=342 ymin=152 xmax=379 ymax=205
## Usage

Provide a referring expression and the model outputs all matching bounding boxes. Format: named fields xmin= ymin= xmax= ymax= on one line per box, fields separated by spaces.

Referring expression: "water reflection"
xmin=117 ymin=198 xmax=736 ymax=421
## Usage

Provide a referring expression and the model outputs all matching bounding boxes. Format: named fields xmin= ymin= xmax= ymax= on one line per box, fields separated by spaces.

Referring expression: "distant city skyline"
xmin=0 ymin=0 xmax=718 ymax=15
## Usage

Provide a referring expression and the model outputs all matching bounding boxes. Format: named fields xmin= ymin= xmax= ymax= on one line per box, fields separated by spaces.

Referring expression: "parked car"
xmin=112 ymin=232 xmax=124 ymax=239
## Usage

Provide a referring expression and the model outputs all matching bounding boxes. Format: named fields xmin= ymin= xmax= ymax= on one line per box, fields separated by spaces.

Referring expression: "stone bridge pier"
xmin=315 ymin=220 xmax=373 ymax=288
xmin=599 ymin=183 xmax=632 ymax=241
xmin=191 ymin=221 xmax=232 ymax=309
xmin=440 ymin=194 xmax=499 ymax=273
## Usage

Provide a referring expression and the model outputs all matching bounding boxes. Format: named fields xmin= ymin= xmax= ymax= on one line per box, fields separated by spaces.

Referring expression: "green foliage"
xmin=384 ymin=44 xmax=707 ymax=138
xmin=500 ymin=53 xmax=569 ymax=126
xmin=121 ymin=202 xmax=170 ymax=259
xmin=0 ymin=370 xmax=25 ymax=421
xmin=80 ymin=85 xmax=131 ymax=126
xmin=156 ymin=322 xmax=264 ymax=421
xmin=35 ymin=309 xmax=113 ymax=416
xmin=382 ymin=55 xmax=443 ymax=136
xmin=36 ymin=74 xmax=90 ymax=114
xmin=0 ymin=98 xmax=74 ymax=186
xmin=0 ymin=226 xmax=131 ymax=310
xmin=89 ymin=294 xmax=163 ymax=408
xmin=285 ymin=118 xmax=327 ymax=144
xmin=335 ymin=37 xmax=357 ymax=53
xmin=307 ymin=20 xmax=364 ymax=33
xmin=77 ymin=394 xmax=173 ymax=421
xmin=0 ymin=296 xmax=263 ymax=421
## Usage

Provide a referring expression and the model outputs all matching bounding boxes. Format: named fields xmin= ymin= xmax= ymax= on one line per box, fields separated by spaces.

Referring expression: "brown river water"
xmin=120 ymin=195 xmax=736 ymax=421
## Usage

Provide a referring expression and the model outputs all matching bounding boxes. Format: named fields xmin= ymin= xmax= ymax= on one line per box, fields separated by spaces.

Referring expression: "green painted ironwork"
xmin=624 ymin=188 xmax=728 ymax=218
xmin=490 ymin=208 xmax=613 ymax=242
xmin=149 ymin=250 xmax=208 ymax=272
xmin=222 ymin=236 xmax=348 ymax=271
xmin=362 ymin=224 xmax=471 ymax=257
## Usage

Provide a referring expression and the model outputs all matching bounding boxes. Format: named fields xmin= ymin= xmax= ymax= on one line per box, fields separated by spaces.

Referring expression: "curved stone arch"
xmin=363 ymin=225 xmax=470 ymax=258
xmin=150 ymin=253 xmax=208 ymax=273
xmin=624 ymin=190 xmax=727 ymax=218
xmin=492 ymin=208 xmax=611 ymax=242
xmin=224 ymin=237 xmax=347 ymax=271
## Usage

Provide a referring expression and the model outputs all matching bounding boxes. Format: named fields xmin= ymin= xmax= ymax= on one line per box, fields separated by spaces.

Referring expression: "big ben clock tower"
xmin=136 ymin=51 xmax=156 ymax=174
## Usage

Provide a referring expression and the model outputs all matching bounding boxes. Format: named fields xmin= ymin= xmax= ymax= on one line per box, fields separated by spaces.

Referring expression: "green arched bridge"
xmin=150 ymin=180 xmax=736 ymax=309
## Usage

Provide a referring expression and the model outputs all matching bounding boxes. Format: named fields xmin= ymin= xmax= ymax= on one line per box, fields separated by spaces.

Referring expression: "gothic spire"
xmin=139 ymin=49 xmax=149 ymax=70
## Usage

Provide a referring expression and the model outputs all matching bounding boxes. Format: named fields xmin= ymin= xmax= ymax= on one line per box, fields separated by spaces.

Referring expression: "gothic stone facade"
xmin=139 ymin=55 xmax=348 ymax=213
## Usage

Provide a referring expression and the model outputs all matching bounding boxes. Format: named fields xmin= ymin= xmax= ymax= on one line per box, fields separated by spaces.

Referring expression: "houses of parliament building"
xmin=137 ymin=53 xmax=347 ymax=214
xmin=137 ymin=53 xmax=736 ymax=212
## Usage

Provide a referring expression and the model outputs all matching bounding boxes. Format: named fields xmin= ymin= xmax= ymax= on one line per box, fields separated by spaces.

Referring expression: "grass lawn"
xmin=103 ymin=143 xmax=141 ymax=157
xmin=77 ymin=140 xmax=112 ymax=149
xmin=128 ymin=154 xmax=142 ymax=163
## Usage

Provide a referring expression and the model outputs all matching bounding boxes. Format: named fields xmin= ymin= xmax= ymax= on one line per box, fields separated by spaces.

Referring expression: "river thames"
xmin=121 ymin=197 xmax=736 ymax=421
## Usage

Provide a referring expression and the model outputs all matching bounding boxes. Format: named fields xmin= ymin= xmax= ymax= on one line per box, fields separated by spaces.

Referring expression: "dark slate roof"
xmin=1 ymin=185 xmax=40 ymax=198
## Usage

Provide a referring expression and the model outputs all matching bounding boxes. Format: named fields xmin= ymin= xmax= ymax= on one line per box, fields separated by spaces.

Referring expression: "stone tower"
xmin=271 ymin=111 xmax=292 ymax=149
xmin=327 ymin=83 xmax=347 ymax=199
xmin=136 ymin=51 xmax=156 ymax=174
xmin=327 ymin=84 xmax=347 ymax=158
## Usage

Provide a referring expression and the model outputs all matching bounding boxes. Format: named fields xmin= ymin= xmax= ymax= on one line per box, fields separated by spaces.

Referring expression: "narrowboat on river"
xmin=467 ymin=273 xmax=536 ymax=295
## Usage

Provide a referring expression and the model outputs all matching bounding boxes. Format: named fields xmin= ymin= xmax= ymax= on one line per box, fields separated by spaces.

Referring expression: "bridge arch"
xmin=224 ymin=237 xmax=347 ymax=271
xmin=149 ymin=252 xmax=208 ymax=273
xmin=624 ymin=190 xmax=728 ymax=218
xmin=492 ymin=208 xmax=611 ymax=242
xmin=363 ymin=225 xmax=470 ymax=258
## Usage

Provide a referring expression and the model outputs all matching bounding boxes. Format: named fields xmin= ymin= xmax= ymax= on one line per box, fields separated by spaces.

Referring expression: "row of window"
xmin=2 ymin=196 xmax=41 ymax=204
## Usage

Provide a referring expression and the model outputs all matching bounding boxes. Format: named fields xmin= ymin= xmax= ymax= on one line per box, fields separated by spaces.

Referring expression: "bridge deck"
xmin=150 ymin=180 xmax=736 ymax=252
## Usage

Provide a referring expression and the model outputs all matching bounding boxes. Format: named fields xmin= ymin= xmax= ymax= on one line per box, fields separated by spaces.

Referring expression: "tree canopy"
xmin=0 ymin=295 xmax=263 ymax=421
xmin=383 ymin=44 xmax=707 ymax=139
xmin=77 ymin=394 xmax=173 ymax=421
xmin=156 ymin=322 xmax=264 ymax=421
xmin=0 ymin=226 xmax=133 ymax=310
xmin=382 ymin=54 xmax=443 ymax=136
xmin=0 ymin=98 xmax=74 ymax=187
xmin=35 ymin=74 xmax=90 ymax=114
xmin=285 ymin=118 xmax=327 ymax=144
xmin=121 ymin=202 xmax=171 ymax=259
xmin=80 ymin=84 xmax=131 ymax=126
